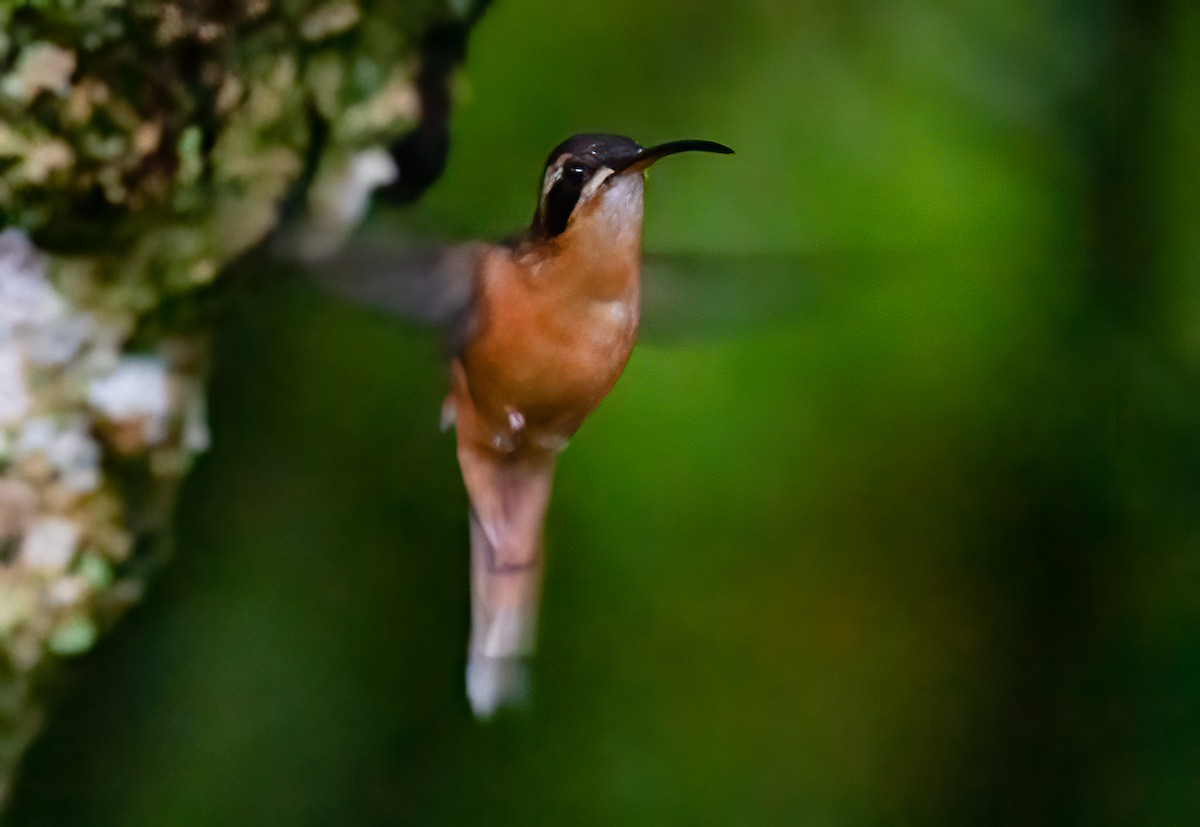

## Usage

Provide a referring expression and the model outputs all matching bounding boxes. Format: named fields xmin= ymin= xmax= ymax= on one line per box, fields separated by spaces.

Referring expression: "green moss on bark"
xmin=1 ymin=0 xmax=471 ymax=300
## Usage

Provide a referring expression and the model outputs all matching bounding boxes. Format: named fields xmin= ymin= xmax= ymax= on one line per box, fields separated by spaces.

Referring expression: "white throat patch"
xmin=590 ymin=173 xmax=644 ymax=243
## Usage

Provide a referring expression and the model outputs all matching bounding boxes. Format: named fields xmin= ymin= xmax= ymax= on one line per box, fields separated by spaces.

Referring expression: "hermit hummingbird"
xmin=313 ymin=133 xmax=734 ymax=717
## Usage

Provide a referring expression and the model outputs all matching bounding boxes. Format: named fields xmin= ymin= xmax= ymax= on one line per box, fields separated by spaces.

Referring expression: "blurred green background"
xmin=9 ymin=0 xmax=1200 ymax=823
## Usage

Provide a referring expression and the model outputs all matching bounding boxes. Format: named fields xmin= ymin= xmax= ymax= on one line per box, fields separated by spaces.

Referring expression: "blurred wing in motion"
xmin=638 ymin=251 xmax=831 ymax=342
xmin=300 ymin=237 xmax=481 ymax=351
xmin=303 ymin=235 xmax=834 ymax=346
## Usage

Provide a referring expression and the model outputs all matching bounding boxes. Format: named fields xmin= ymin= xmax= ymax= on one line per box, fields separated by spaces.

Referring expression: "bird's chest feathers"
xmin=495 ymin=244 xmax=639 ymax=388
xmin=468 ymin=235 xmax=640 ymax=425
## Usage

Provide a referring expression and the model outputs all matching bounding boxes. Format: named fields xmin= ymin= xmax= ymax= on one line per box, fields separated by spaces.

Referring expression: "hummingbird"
xmin=312 ymin=133 xmax=734 ymax=717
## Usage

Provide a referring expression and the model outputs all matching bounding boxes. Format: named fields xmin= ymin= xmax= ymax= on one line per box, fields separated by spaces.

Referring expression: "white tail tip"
xmin=466 ymin=653 xmax=529 ymax=719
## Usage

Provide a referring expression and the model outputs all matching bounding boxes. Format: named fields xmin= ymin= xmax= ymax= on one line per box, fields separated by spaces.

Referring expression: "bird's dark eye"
xmin=539 ymin=163 xmax=591 ymax=237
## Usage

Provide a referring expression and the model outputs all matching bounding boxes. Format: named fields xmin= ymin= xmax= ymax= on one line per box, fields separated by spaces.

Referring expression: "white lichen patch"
xmin=23 ymin=314 xmax=95 ymax=368
xmin=336 ymin=68 xmax=421 ymax=141
xmin=298 ymin=147 xmax=398 ymax=260
xmin=0 ymin=231 xmax=54 ymax=429
xmin=0 ymin=229 xmax=209 ymax=689
xmin=14 ymin=418 xmax=102 ymax=495
xmin=18 ymin=517 xmax=81 ymax=573
xmin=0 ymin=235 xmax=97 ymax=370
xmin=0 ymin=230 xmax=63 ymax=332
xmin=18 ymin=139 xmax=74 ymax=185
xmin=301 ymin=2 xmax=362 ymax=41
xmin=88 ymin=356 xmax=172 ymax=446
xmin=45 ymin=576 xmax=88 ymax=609
xmin=0 ymin=350 xmax=30 ymax=427
xmin=1 ymin=42 xmax=76 ymax=104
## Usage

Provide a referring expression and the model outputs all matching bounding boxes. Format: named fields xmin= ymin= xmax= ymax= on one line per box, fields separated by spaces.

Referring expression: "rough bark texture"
xmin=0 ymin=0 xmax=483 ymax=805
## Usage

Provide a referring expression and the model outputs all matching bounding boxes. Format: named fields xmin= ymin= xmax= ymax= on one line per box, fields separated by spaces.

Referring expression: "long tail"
xmin=458 ymin=445 xmax=556 ymax=718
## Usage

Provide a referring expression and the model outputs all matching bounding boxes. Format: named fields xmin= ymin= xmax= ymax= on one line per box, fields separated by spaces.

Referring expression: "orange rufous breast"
xmin=451 ymin=195 xmax=643 ymax=458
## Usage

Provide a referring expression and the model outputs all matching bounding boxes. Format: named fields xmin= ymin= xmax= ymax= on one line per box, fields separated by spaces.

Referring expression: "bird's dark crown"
xmin=542 ymin=134 xmax=644 ymax=176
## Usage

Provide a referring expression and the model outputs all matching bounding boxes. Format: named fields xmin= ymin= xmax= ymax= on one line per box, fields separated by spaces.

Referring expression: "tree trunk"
xmin=0 ymin=0 xmax=485 ymax=805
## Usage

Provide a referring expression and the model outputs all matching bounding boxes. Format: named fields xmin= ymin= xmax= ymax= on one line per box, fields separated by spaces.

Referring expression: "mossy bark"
xmin=0 ymin=0 xmax=485 ymax=805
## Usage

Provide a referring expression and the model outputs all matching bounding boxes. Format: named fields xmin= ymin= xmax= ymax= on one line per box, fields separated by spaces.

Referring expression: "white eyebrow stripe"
xmin=581 ymin=166 xmax=614 ymax=200
xmin=541 ymin=163 xmax=564 ymax=199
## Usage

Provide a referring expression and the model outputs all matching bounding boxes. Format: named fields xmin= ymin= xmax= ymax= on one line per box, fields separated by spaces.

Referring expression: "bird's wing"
xmin=637 ymin=251 xmax=840 ymax=342
xmin=299 ymin=237 xmax=482 ymax=352
xmin=298 ymin=230 xmax=869 ymax=345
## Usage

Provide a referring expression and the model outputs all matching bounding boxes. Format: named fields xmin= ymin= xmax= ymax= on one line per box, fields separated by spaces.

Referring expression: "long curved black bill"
xmin=616 ymin=139 xmax=734 ymax=174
